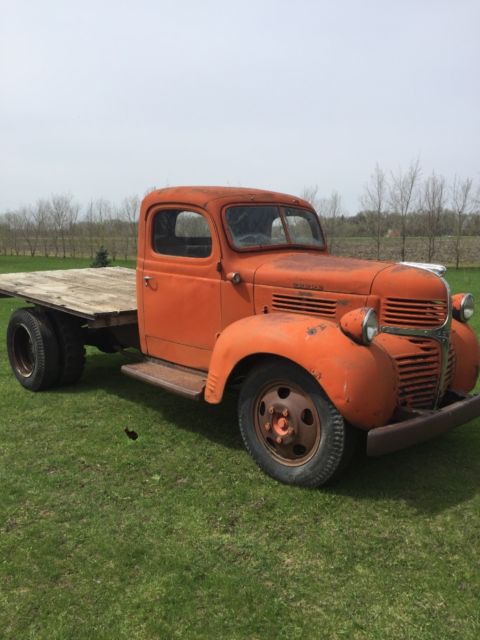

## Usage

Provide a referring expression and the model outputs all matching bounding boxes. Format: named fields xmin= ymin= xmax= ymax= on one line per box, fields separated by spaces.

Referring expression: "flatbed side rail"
xmin=0 ymin=267 xmax=138 ymax=327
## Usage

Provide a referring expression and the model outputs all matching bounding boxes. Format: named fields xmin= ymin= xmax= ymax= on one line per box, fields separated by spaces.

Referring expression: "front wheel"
xmin=238 ymin=361 xmax=356 ymax=487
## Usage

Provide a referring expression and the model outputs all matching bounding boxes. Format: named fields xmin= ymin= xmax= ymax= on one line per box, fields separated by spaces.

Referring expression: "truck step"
xmin=121 ymin=359 xmax=206 ymax=400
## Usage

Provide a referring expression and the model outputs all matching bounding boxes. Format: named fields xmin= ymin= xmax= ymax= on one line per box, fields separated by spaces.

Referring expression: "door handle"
xmin=143 ymin=275 xmax=153 ymax=287
xmin=226 ymin=272 xmax=242 ymax=285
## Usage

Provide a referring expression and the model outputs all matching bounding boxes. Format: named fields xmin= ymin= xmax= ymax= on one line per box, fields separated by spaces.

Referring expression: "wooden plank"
xmin=0 ymin=267 xmax=137 ymax=322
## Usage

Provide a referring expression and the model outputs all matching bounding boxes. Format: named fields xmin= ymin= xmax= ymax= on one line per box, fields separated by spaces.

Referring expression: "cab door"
xmin=141 ymin=206 xmax=221 ymax=370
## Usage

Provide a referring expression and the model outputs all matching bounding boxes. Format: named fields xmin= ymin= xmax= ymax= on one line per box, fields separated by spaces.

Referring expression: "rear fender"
xmin=205 ymin=313 xmax=397 ymax=429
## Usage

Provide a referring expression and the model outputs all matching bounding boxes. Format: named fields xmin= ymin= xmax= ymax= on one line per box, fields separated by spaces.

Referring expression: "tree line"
xmin=1 ymin=164 xmax=479 ymax=266
xmin=0 ymin=195 xmax=140 ymax=261
xmin=303 ymin=160 xmax=479 ymax=267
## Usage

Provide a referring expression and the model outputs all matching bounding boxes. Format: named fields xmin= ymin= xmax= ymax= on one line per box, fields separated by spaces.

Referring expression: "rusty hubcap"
xmin=254 ymin=380 xmax=321 ymax=466
xmin=13 ymin=324 xmax=35 ymax=377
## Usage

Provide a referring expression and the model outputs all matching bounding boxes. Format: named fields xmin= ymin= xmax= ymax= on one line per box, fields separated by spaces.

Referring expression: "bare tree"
xmin=85 ymin=201 xmax=98 ymax=259
xmin=49 ymin=194 xmax=79 ymax=258
xmin=389 ymin=158 xmax=421 ymax=260
xmin=106 ymin=207 xmax=122 ymax=261
xmin=33 ymin=199 xmax=53 ymax=257
xmin=84 ymin=198 xmax=111 ymax=258
xmin=360 ymin=164 xmax=388 ymax=260
xmin=67 ymin=202 xmax=80 ymax=257
xmin=18 ymin=206 xmax=40 ymax=256
xmin=421 ymin=173 xmax=446 ymax=262
xmin=0 ymin=215 xmax=9 ymax=255
xmin=301 ymin=186 xmax=320 ymax=210
xmin=93 ymin=198 xmax=110 ymax=247
xmin=4 ymin=212 xmax=22 ymax=255
xmin=451 ymin=176 xmax=474 ymax=269
xmin=118 ymin=195 xmax=140 ymax=259
xmin=318 ymin=191 xmax=342 ymax=253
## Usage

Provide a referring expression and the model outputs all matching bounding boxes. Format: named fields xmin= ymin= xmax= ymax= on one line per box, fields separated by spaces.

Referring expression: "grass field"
xmin=0 ymin=256 xmax=479 ymax=639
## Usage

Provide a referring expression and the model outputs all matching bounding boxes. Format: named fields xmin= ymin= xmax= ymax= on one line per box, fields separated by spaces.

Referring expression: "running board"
xmin=121 ymin=360 xmax=206 ymax=400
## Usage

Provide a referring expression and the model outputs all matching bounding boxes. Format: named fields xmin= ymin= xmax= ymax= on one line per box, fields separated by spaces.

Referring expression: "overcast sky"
xmin=1 ymin=0 xmax=479 ymax=213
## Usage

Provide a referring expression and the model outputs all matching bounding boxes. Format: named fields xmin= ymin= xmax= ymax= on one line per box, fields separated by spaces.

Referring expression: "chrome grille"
xmin=271 ymin=293 xmax=336 ymax=317
xmin=381 ymin=298 xmax=448 ymax=328
xmin=394 ymin=338 xmax=441 ymax=409
xmin=443 ymin=343 xmax=456 ymax=392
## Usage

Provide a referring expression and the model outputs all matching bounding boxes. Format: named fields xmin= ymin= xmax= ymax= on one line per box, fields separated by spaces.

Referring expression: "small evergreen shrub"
xmin=91 ymin=246 xmax=111 ymax=268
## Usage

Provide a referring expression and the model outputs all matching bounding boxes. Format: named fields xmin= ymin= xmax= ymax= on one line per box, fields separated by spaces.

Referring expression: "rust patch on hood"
xmin=307 ymin=323 xmax=327 ymax=336
xmin=255 ymin=253 xmax=391 ymax=295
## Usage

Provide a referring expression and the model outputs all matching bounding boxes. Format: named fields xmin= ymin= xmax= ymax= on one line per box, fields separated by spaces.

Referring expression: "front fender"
xmin=205 ymin=313 xmax=397 ymax=429
xmin=451 ymin=319 xmax=480 ymax=392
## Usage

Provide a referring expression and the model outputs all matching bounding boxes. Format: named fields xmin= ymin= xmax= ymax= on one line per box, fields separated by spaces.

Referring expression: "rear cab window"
xmin=152 ymin=210 xmax=212 ymax=258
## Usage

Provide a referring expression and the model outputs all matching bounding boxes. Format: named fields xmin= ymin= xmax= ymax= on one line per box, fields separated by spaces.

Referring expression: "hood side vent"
xmin=271 ymin=293 xmax=336 ymax=317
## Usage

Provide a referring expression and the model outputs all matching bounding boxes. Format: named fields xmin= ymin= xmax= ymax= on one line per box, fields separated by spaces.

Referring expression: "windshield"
xmin=225 ymin=205 xmax=325 ymax=250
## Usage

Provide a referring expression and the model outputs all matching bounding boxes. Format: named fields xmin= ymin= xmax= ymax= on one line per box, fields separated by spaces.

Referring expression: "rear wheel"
xmin=238 ymin=361 xmax=356 ymax=487
xmin=7 ymin=307 xmax=60 ymax=391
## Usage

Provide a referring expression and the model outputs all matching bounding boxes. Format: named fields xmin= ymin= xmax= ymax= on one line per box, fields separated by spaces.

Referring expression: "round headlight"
xmin=362 ymin=308 xmax=379 ymax=344
xmin=340 ymin=307 xmax=379 ymax=345
xmin=452 ymin=293 xmax=474 ymax=322
xmin=461 ymin=294 xmax=474 ymax=321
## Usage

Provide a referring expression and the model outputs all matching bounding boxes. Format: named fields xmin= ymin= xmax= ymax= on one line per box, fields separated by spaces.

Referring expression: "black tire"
xmin=6 ymin=307 xmax=60 ymax=391
xmin=47 ymin=311 xmax=86 ymax=386
xmin=238 ymin=361 xmax=356 ymax=487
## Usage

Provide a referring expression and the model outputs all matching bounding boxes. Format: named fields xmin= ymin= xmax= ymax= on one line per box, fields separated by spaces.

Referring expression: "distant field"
xmin=0 ymin=256 xmax=479 ymax=639
xmin=334 ymin=235 xmax=480 ymax=265
xmin=2 ymin=234 xmax=479 ymax=266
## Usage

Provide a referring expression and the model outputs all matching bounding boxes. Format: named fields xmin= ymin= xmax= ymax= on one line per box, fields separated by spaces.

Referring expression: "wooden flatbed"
xmin=0 ymin=267 xmax=137 ymax=328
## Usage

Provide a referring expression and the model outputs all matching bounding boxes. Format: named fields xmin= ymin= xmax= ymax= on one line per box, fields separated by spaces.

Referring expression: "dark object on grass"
xmin=91 ymin=246 xmax=111 ymax=268
xmin=124 ymin=428 xmax=138 ymax=440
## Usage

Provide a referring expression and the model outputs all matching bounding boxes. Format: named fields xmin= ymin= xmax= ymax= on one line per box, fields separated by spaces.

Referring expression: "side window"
xmin=152 ymin=210 xmax=212 ymax=258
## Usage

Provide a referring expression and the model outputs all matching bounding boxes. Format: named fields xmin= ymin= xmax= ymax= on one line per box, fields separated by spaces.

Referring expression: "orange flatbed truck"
xmin=1 ymin=186 xmax=479 ymax=487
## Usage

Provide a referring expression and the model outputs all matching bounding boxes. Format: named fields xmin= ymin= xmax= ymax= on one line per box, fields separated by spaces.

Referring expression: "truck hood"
xmin=253 ymin=253 xmax=391 ymax=295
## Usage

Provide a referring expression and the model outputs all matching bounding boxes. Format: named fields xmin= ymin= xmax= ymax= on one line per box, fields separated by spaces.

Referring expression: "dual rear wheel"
xmin=7 ymin=307 xmax=85 ymax=391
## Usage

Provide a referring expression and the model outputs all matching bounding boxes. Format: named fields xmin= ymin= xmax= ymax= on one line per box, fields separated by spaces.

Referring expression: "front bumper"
xmin=366 ymin=393 xmax=480 ymax=456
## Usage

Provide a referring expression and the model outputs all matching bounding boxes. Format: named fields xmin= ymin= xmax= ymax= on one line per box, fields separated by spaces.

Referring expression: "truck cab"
xmin=137 ymin=187 xmax=330 ymax=369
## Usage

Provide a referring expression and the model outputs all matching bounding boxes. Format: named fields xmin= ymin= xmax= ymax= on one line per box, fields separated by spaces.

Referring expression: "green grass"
xmin=0 ymin=255 xmax=135 ymax=272
xmin=0 ymin=256 xmax=479 ymax=639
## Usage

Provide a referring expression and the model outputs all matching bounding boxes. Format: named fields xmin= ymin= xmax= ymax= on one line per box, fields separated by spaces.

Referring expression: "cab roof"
xmin=141 ymin=186 xmax=313 ymax=212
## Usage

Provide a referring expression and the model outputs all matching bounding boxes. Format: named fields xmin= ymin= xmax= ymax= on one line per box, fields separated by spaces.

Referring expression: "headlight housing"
xmin=340 ymin=307 xmax=379 ymax=345
xmin=452 ymin=293 xmax=474 ymax=322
